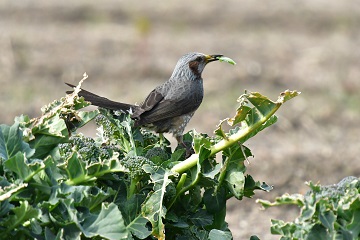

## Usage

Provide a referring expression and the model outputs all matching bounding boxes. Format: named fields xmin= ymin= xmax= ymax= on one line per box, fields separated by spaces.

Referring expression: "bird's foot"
xmin=179 ymin=141 xmax=194 ymax=158
xmin=185 ymin=146 xmax=195 ymax=158
xmin=175 ymin=135 xmax=194 ymax=158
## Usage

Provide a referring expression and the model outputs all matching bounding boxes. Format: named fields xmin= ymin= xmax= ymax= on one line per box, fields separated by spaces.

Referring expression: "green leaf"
xmin=63 ymin=224 xmax=82 ymax=239
xmin=4 ymin=152 xmax=47 ymax=182
xmin=319 ymin=210 xmax=335 ymax=232
xmin=189 ymin=209 xmax=213 ymax=227
xmin=32 ymin=114 xmax=67 ymax=137
xmin=81 ymin=202 xmax=130 ymax=240
xmin=227 ymin=105 xmax=252 ymax=126
xmin=225 ymin=170 xmax=245 ymax=199
xmin=0 ymin=200 xmax=13 ymax=219
xmin=44 ymin=226 xmax=64 ymax=240
xmin=208 ymin=229 xmax=233 ymax=240
xmin=48 ymin=199 xmax=129 ymax=239
xmin=270 ymin=219 xmax=307 ymax=237
xmin=245 ymin=92 xmax=279 ymax=117
xmin=217 ymin=56 xmax=236 ymax=65
xmin=116 ymin=193 xmax=151 ymax=239
xmin=3 ymin=201 xmax=40 ymax=235
xmin=202 ymin=164 xmax=221 ymax=180
xmin=243 ymin=175 xmax=273 ymax=198
xmin=29 ymin=115 xmax=69 ymax=159
xmin=48 ymin=183 xmax=113 ymax=212
xmin=203 ymin=188 xmax=226 ymax=214
xmin=220 ymin=143 xmax=251 ymax=199
xmin=346 ymin=209 xmax=360 ymax=238
xmin=66 ymin=110 xmax=99 ymax=130
xmin=142 ymin=165 xmax=172 ymax=239
xmin=214 ymin=119 xmax=228 ymax=139
xmin=170 ymin=149 xmax=186 ymax=162
xmin=191 ymin=130 xmax=211 ymax=154
xmin=64 ymin=152 xmax=91 ymax=185
xmin=87 ymin=152 xmax=128 ymax=176
xmin=189 ymin=225 xmax=208 ymax=239
xmin=30 ymin=219 xmax=42 ymax=235
xmin=0 ymin=122 xmax=34 ymax=160
xmin=307 ymin=224 xmax=330 ymax=240
xmin=337 ymin=230 xmax=354 ymax=240
xmin=127 ymin=215 xmax=151 ymax=239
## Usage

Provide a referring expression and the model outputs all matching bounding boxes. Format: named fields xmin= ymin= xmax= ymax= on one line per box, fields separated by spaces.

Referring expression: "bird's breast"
xmin=163 ymin=78 xmax=203 ymax=102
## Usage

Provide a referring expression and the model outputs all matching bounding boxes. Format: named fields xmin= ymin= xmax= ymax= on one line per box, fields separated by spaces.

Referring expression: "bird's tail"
xmin=65 ymin=83 xmax=137 ymax=112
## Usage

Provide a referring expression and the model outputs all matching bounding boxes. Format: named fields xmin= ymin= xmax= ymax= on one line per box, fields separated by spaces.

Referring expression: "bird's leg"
xmin=176 ymin=135 xmax=194 ymax=158
xmin=159 ymin=133 xmax=165 ymax=147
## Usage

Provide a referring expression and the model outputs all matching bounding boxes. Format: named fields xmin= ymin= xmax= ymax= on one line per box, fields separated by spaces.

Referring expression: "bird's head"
xmin=171 ymin=52 xmax=223 ymax=79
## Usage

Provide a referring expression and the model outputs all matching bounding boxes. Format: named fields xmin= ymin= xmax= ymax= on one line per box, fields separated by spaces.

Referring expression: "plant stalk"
xmin=171 ymin=103 xmax=281 ymax=174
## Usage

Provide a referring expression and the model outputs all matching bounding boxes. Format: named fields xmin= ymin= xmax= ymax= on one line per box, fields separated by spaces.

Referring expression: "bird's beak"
xmin=205 ymin=54 xmax=223 ymax=63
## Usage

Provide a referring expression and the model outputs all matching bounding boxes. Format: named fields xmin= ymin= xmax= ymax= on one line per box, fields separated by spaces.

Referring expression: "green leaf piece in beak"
xmin=218 ymin=56 xmax=236 ymax=65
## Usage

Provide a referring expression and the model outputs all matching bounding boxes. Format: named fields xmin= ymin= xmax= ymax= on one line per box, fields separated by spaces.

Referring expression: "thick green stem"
xmin=171 ymin=103 xmax=280 ymax=174
xmin=65 ymin=175 xmax=97 ymax=185
xmin=212 ymin=206 xmax=227 ymax=230
xmin=127 ymin=175 xmax=142 ymax=199
xmin=170 ymin=153 xmax=199 ymax=174
xmin=209 ymin=104 xmax=279 ymax=156
xmin=167 ymin=171 xmax=201 ymax=210
xmin=167 ymin=173 xmax=187 ymax=209
xmin=175 ymin=173 xmax=187 ymax=193
xmin=215 ymin=148 xmax=234 ymax=193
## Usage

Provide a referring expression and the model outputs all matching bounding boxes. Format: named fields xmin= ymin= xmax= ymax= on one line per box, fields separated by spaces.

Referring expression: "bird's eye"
xmin=195 ymin=56 xmax=202 ymax=62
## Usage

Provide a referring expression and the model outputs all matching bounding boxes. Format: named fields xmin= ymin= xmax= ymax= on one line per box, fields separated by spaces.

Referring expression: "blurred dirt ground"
xmin=1 ymin=1 xmax=360 ymax=239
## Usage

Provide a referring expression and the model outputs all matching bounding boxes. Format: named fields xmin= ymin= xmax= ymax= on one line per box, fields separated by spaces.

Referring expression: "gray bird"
xmin=66 ymin=52 xmax=223 ymax=153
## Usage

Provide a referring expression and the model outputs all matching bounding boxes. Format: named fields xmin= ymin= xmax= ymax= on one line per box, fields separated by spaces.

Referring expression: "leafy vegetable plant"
xmin=0 ymin=75 xmax=299 ymax=240
xmin=257 ymin=176 xmax=360 ymax=240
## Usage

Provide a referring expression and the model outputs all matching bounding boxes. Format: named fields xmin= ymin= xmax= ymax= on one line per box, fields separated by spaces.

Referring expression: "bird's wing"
xmin=140 ymin=89 xmax=165 ymax=111
xmin=138 ymin=96 xmax=201 ymax=125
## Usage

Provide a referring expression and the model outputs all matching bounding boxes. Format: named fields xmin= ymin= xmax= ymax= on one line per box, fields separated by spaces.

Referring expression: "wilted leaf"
xmin=243 ymin=175 xmax=273 ymax=198
xmin=257 ymin=193 xmax=305 ymax=209
xmin=0 ymin=181 xmax=27 ymax=202
xmin=29 ymin=115 xmax=69 ymax=159
xmin=65 ymin=110 xmax=99 ymax=130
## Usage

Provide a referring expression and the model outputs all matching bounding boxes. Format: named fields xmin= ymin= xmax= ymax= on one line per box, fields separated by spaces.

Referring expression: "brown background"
xmin=1 ymin=1 xmax=359 ymax=239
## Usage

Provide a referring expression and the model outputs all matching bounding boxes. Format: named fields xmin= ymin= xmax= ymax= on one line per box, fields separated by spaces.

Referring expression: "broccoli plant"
xmin=257 ymin=176 xmax=360 ymax=239
xmin=0 ymin=76 xmax=299 ymax=240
